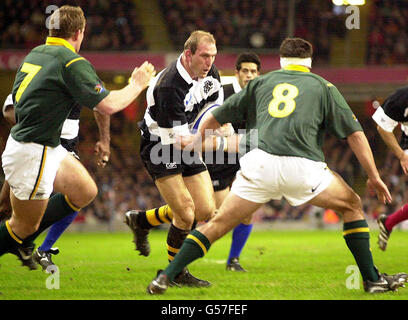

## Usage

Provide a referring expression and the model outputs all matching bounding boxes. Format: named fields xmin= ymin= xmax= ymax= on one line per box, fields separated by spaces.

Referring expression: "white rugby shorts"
xmin=2 ymin=135 xmax=68 ymax=200
xmin=231 ymin=148 xmax=334 ymax=206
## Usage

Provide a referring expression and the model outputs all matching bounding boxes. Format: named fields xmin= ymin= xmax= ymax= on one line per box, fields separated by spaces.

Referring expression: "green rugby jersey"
xmin=212 ymin=65 xmax=362 ymax=162
xmin=11 ymin=37 xmax=109 ymax=147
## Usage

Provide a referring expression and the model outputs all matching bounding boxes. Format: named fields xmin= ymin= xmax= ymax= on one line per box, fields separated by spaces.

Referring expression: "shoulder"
xmin=154 ymin=61 xmax=185 ymax=89
xmin=208 ymin=64 xmax=221 ymax=80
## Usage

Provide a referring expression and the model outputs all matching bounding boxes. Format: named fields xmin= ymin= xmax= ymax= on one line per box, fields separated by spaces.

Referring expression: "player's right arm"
xmin=95 ymin=61 xmax=155 ymax=115
xmin=376 ymin=125 xmax=408 ymax=174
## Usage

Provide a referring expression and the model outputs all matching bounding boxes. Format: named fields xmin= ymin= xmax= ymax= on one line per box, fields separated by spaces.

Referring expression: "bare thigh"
xmin=9 ymin=192 xmax=49 ymax=238
xmin=307 ymin=171 xmax=363 ymax=222
xmin=183 ymin=170 xmax=216 ymax=222
xmin=198 ymin=192 xmax=262 ymax=243
xmin=215 ymin=188 xmax=253 ymax=224
xmin=53 ymin=153 xmax=97 ymax=209
xmin=155 ymin=174 xmax=195 ymax=230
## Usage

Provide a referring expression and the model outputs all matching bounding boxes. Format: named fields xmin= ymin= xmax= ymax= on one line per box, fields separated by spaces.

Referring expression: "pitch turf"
xmin=0 ymin=228 xmax=407 ymax=300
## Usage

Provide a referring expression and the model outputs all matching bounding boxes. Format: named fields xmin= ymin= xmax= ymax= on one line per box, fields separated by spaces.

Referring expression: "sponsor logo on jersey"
xmin=203 ymin=80 xmax=213 ymax=94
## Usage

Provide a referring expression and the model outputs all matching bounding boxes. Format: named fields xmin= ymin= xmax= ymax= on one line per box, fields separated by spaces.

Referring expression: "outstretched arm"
xmin=95 ymin=61 xmax=155 ymax=115
xmin=347 ymin=130 xmax=392 ymax=204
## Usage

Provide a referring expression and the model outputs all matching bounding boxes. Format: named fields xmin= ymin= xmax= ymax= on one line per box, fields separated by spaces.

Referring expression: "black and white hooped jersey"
xmin=373 ymin=87 xmax=408 ymax=132
xmin=372 ymin=87 xmax=408 ymax=149
xmin=140 ymin=54 xmax=223 ymax=145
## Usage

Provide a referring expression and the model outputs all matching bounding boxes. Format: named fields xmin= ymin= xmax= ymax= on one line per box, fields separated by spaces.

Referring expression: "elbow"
xmin=95 ymin=98 xmax=116 ymax=115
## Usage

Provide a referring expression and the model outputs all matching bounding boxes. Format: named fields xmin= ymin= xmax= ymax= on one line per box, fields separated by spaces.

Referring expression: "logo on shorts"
xmin=311 ymin=182 xmax=322 ymax=193
xmin=165 ymin=162 xmax=177 ymax=169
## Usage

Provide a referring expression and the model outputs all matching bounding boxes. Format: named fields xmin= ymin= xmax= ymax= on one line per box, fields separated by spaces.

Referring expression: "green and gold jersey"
xmin=212 ymin=65 xmax=362 ymax=162
xmin=11 ymin=37 xmax=109 ymax=147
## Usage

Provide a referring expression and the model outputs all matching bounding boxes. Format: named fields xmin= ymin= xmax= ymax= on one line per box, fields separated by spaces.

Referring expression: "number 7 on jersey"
xmin=15 ymin=62 xmax=42 ymax=103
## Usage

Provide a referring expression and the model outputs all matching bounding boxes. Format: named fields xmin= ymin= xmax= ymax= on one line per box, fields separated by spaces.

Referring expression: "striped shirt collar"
xmin=45 ymin=37 xmax=76 ymax=53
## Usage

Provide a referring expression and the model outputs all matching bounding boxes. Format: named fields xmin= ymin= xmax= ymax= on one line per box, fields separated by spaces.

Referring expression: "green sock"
xmin=23 ymin=193 xmax=77 ymax=245
xmin=343 ymin=220 xmax=379 ymax=282
xmin=0 ymin=220 xmax=23 ymax=256
xmin=163 ymin=229 xmax=211 ymax=281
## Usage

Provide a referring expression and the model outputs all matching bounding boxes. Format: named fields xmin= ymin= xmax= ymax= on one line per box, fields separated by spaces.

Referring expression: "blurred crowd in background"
xmin=367 ymin=0 xmax=408 ymax=65
xmin=1 ymin=0 xmax=408 ymax=228
xmin=0 ymin=0 xmax=147 ymax=51
xmin=3 ymin=0 xmax=407 ymax=66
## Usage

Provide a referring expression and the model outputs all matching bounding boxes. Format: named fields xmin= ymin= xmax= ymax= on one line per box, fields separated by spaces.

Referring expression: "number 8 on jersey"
xmin=268 ymin=83 xmax=299 ymax=118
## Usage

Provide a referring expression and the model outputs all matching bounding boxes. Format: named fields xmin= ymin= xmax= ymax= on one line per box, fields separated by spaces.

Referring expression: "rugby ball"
xmin=190 ymin=103 xmax=220 ymax=133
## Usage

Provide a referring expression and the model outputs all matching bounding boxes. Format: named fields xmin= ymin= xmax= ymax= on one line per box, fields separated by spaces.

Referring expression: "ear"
xmin=184 ymin=49 xmax=193 ymax=62
xmin=72 ymin=29 xmax=81 ymax=41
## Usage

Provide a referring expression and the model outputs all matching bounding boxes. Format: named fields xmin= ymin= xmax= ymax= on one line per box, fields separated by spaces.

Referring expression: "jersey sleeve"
xmin=325 ymin=84 xmax=363 ymax=138
xmin=155 ymin=86 xmax=189 ymax=145
xmin=381 ymin=87 xmax=408 ymax=122
xmin=2 ymin=93 xmax=13 ymax=113
xmin=63 ymin=58 xmax=110 ymax=109
xmin=211 ymin=82 xmax=251 ymax=126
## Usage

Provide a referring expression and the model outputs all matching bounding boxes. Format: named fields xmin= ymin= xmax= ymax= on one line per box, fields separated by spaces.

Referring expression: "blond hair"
xmin=184 ymin=30 xmax=216 ymax=54
xmin=49 ymin=5 xmax=86 ymax=39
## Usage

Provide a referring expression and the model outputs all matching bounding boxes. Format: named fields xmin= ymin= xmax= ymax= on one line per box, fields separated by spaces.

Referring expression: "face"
xmin=187 ymin=40 xmax=217 ymax=79
xmin=236 ymin=62 xmax=260 ymax=88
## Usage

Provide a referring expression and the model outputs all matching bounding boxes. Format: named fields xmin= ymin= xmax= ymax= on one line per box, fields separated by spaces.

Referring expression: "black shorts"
xmin=140 ymin=134 xmax=207 ymax=181
xmin=207 ymin=163 xmax=240 ymax=192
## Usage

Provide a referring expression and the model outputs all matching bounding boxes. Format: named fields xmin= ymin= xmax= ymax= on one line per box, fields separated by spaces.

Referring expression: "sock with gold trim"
xmin=163 ymin=229 xmax=211 ymax=281
xmin=343 ymin=219 xmax=379 ymax=282
xmin=138 ymin=205 xmax=173 ymax=229
xmin=23 ymin=193 xmax=78 ymax=245
xmin=0 ymin=220 xmax=23 ymax=256
xmin=166 ymin=223 xmax=189 ymax=262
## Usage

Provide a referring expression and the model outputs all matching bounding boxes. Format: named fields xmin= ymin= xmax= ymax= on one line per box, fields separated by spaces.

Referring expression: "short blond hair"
xmin=184 ymin=30 xmax=216 ymax=54
xmin=49 ymin=5 xmax=86 ymax=39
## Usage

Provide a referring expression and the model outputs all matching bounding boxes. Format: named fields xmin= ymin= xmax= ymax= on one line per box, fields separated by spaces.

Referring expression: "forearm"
xmin=95 ymin=82 xmax=144 ymax=115
xmin=93 ymin=109 xmax=110 ymax=143
xmin=347 ymin=131 xmax=381 ymax=179
xmin=377 ymin=125 xmax=404 ymax=160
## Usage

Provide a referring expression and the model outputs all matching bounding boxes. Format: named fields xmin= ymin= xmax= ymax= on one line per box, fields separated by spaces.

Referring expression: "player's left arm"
xmin=2 ymin=94 xmax=15 ymax=125
xmin=347 ymin=131 xmax=392 ymax=204
xmin=93 ymin=109 xmax=111 ymax=167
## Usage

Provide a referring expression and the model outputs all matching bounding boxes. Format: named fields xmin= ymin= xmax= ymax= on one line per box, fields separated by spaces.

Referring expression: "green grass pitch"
xmin=0 ymin=228 xmax=407 ymax=300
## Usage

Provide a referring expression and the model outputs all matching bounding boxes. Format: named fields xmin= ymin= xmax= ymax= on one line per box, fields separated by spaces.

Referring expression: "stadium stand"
xmin=367 ymin=0 xmax=408 ymax=65
xmin=0 ymin=0 xmax=146 ymax=50
xmin=157 ymin=0 xmax=343 ymax=64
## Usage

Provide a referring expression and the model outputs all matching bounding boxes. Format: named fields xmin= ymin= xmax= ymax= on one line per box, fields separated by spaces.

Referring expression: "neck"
xmin=181 ymin=54 xmax=197 ymax=80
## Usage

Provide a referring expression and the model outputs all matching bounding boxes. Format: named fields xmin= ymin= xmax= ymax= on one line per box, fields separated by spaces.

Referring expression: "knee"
xmin=349 ymin=192 xmax=362 ymax=212
xmin=341 ymin=191 xmax=363 ymax=218
xmin=74 ymin=180 xmax=98 ymax=208
xmin=194 ymin=199 xmax=216 ymax=222
xmin=173 ymin=198 xmax=196 ymax=229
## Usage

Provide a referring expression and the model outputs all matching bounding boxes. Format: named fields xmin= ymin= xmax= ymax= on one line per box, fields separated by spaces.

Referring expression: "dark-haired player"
xmin=372 ymin=88 xmax=408 ymax=250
